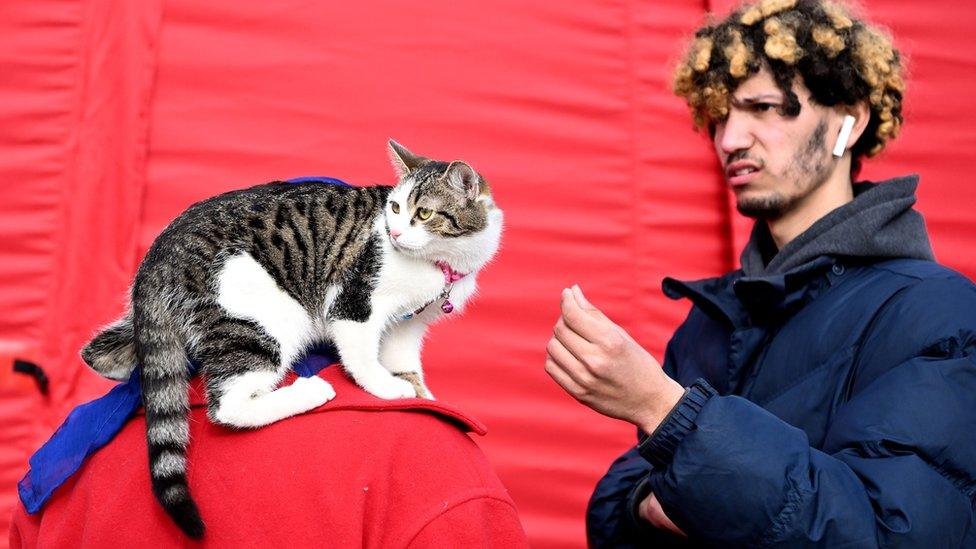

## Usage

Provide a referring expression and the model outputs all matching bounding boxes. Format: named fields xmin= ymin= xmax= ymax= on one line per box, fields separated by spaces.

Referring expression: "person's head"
xmin=673 ymin=0 xmax=905 ymax=220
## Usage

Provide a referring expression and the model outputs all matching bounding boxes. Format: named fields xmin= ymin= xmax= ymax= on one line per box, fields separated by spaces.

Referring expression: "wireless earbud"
xmin=833 ymin=115 xmax=856 ymax=157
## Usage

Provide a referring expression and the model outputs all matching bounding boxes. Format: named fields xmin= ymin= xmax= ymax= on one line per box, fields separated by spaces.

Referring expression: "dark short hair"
xmin=674 ymin=0 xmax=904 ymax=172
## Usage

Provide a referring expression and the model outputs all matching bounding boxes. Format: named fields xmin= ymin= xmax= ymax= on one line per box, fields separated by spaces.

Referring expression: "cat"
xmin=79 ymin=140 xmax=503 ymax=538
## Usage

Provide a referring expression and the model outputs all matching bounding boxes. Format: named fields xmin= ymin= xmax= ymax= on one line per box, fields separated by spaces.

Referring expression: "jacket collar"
xmin=665 ymin=174 xmax=933 ymax=327
xmin=740 ymin=174 xmax=933 ymax=277
xmin=663 ymin=257 xmax=834 ymax=328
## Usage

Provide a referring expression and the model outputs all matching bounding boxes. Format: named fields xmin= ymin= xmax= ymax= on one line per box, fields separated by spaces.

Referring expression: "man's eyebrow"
xmin=731 ymin=94 xmax=782 ymax=106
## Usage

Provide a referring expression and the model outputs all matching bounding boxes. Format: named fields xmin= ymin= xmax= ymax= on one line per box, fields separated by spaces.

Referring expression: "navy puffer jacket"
xmin=588 ymin=177 xmax=976 ymax=547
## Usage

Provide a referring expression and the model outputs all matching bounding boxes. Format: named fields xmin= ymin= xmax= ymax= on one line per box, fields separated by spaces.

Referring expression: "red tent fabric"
xmin=2 ymin=1 xmax=975 ymax=546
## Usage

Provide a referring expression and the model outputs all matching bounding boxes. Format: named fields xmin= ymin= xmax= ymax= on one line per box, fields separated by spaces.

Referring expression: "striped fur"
xmin=79 ymin=141 xmax=503 ymax=538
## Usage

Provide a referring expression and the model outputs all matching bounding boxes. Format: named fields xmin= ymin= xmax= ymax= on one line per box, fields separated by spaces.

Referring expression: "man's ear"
xmin=843 ymin=101 xmax=872 ymax=152
xmin=443 ymin=161 xmax=480 ymax=201
xmin=388 ymin=139 xmax=427 ymax=178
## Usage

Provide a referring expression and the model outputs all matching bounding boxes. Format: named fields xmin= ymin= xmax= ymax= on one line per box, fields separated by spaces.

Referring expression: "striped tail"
xmin=135 ymin=299 xmax=205 ymax=539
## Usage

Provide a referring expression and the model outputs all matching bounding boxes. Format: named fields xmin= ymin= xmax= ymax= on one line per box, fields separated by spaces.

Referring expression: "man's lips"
xmin=725 ymin=160 xmax=762 ymax=187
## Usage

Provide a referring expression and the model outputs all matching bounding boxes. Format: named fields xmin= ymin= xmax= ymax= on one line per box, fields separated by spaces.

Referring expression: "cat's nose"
xmin=390 ymin=229 xmax=402 ymax=240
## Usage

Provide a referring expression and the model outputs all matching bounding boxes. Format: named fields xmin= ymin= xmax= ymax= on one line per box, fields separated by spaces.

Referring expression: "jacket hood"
xmin=740 ymin=174 xmax=935 ymax=277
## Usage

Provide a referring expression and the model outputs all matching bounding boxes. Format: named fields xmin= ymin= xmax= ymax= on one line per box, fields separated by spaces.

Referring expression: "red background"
xmin=2 ymin=1 xmax=974 ymax=546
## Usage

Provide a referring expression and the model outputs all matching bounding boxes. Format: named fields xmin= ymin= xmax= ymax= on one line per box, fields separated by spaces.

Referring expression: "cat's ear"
xmin=443 ymin=161 xmax=480 ymax=201
xmin=388 ymin=139 xmax=426 ymax=178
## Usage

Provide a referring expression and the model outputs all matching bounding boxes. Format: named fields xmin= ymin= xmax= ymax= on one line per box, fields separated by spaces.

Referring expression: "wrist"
xmin=634 ymin=379 xmax=686 ymax=434
xmin=637 ymin=378 xmax=717 ymax=469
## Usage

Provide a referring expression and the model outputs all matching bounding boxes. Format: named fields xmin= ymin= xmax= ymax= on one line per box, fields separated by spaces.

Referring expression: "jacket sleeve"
xmin=586 ymin=318 xmax=692 ymax=548
xmin=586 ymin=446 xmax=689 ymax=548
xmin=645 ymin=277 xmax=976 ymax=547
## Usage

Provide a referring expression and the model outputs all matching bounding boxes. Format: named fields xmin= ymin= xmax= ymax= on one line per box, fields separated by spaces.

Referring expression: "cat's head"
xmin=383 ymin=140 xmax=503 ymax=272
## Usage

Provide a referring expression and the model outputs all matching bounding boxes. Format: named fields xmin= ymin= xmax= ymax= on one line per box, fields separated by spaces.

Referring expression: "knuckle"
xmin=561 ymin=310 xmax=574 ymax=326
xmin=579 ymin=371 xmax=598 ymax=388
xmin=553 ymin=319 xmax=567 ymax=337
xmin=545 ymin=338 xmax=560 ymax=356
xmin=639 ymin=499 xmax=652 ymax=521
xmin=641 ymin=502 xmax=656 ymax=522
xmin=601 ymin=331 xmax=626 ymax=354
xmin=544 ymin=359 xmax=562 ymax=380
xmin=586 ymin=355 xmax=607 ymax=373
xmin=571 ymin=385 xmax=590 ymax=400
xmin=563 ymin=304 xmax=581 ymax=322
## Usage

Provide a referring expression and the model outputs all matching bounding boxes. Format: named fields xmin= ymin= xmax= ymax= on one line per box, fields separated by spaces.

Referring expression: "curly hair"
xmin=673 ymin=0 xmax=905 ymax=171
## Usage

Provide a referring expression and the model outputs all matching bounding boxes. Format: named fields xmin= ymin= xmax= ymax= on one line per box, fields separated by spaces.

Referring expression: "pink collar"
xmin=435 ymin=260 xmax=468 ymax=283
xmin=401 ymin=261 xmax=468 ymax=319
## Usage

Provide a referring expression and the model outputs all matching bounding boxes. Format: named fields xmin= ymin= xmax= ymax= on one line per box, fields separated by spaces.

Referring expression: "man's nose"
xmin=716 ymin=111 xmax=754 ymax=156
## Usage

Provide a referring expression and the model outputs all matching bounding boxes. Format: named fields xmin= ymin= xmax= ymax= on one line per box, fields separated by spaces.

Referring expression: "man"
xmin=546 ymin=0 xmax=976 ymax=546
xmin=10 ymin=364 xmax=528 ymax=547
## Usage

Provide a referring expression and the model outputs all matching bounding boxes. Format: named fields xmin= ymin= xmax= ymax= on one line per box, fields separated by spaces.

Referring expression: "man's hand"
xmin=639 ymin=493 xmax=687 ymax=537
xmin=545 ymin=285 xmax=685 ymax=434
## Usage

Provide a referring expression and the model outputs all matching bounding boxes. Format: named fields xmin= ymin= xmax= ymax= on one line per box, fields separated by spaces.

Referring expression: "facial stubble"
xmin=736 ymin=118 xmax=834 ymax=220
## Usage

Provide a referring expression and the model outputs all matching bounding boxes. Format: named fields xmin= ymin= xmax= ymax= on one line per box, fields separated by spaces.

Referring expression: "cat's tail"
xmin=134 ymin=296 xmax=205 ymax=539
xmin=81 ymin=312 xmax=137 ymax=381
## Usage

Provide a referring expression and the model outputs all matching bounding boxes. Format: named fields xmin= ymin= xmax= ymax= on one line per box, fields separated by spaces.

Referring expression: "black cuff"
xmin=637 ymin=378 xmax=717 ymax=469
xmin=627 ymin=475 xmax=654 ymax=530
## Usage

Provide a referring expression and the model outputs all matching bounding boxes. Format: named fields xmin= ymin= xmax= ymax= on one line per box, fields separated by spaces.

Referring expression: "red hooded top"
xmin=9 ymin=368 xmax=528 ymax=548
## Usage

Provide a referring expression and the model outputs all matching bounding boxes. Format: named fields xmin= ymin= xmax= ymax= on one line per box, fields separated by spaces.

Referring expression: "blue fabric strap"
xmin=19 ymin=177 xmax=349 ymax=513
xmin=19 ymin=367 xmax=145 ymax=513
xmin=284 ymin=176 xmax=350 ymax=186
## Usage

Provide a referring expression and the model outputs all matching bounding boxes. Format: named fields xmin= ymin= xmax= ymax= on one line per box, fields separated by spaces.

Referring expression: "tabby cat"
xmin=80 ymin=140 xmax=503 ymax=538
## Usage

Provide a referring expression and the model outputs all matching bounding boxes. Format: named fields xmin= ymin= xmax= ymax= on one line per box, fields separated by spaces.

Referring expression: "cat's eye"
xmin=417 ymin=208 xmax=432 ymax=221
xmin=390 ymin=201 xmax=400 ymax=214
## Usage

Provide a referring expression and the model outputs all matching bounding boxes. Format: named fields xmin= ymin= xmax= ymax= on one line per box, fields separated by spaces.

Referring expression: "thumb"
xmin=571 ymin=285 xmax=596 ymax=311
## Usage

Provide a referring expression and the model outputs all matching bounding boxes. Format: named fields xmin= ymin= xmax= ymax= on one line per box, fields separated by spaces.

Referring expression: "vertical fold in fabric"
xmin=0 ymin=0 xmax=162 ymax=538
xmin=629 ymin=0 xmax=733 ymax=352
xmin=41 ymin=0 xmax=164 ymax=431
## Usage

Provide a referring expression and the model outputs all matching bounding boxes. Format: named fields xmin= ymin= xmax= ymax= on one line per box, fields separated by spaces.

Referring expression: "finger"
xmin=638 ymin=493 xmax=654 ymax=522
xmin=544 ymin=355 xmax=587 ymax=399
xmin=553 ymin=317 xmax=599 ymax=364
xmin=561 ymin=294 xmax=628 ymax=355
xmin=571 ymin=284 xmax=596 ymax=310
xmin=561 ymin=289 xmax=611 ymax=341
xmin=642 ymin=493 xmax=686 ymax=537
xmin=572 ymin=285 xmax=607 ymax=321
xmin=546 ymin=336 xmax=593 ymax=388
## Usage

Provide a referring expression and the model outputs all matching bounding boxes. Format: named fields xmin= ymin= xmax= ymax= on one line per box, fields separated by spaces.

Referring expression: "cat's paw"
xmin=392 ymin=371 xmax=434 ymax=399
xmin=362 ymin=374 xmax=417 ymax=400
xmin=292 ymin=375 xmax=337 ymax=409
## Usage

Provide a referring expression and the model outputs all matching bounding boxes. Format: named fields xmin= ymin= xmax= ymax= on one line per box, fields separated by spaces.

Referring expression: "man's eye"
xmin=417 ymin=208 xmax=432 ymax=221
xmin=390 ymin=201 xmax=400 ymax=214
xmin=754 ymin=103 xmax=777 ymax=113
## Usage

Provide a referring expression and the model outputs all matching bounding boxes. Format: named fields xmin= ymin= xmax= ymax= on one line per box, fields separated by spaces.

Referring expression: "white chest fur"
xmin=214 ymin=244 xmax=477 ymax=366
xmin=372 ymin=234 xmax=478 ymax=323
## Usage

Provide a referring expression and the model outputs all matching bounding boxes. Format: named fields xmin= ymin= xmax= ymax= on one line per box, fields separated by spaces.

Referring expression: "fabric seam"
xmin=400 ymin=491 xmax=521 ymax=548
xmin=756 ymin=477 xmax=808 ymax=547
